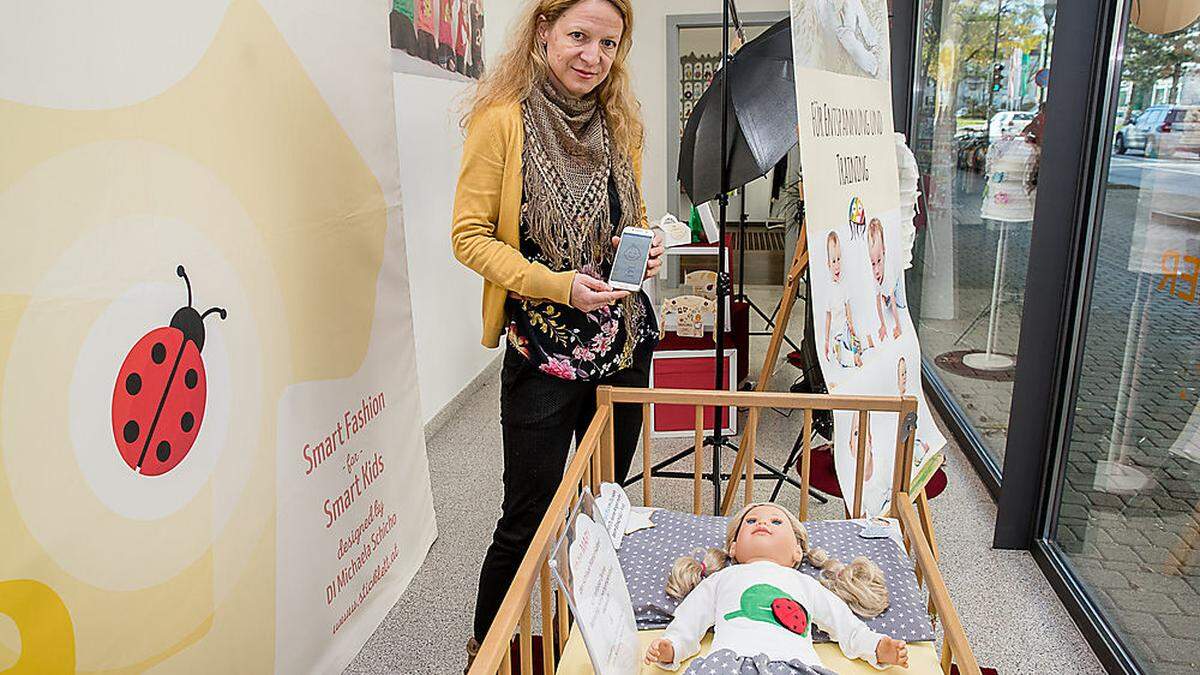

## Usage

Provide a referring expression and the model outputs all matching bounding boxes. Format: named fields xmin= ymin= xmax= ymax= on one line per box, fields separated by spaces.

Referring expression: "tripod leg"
xmin=748 ymin=297 xmax=778 ymax=327
xmin=771 ymin=430 xmax=805 ymax=501
xmin=694 ymin=406 xmax=705 ymax=515
xmin=721 ymin=409 xmax=759 ymax=515
xmin=746 ymin=297 xmax=802 ymax=351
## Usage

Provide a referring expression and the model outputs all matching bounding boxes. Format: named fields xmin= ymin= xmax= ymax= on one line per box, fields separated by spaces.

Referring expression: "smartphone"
xmin=608 ymin=227 xmax=654 ymax=292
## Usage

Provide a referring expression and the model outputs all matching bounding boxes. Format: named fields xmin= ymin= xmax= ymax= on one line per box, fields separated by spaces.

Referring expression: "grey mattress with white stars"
xmin=616 ymin=509 xmax=936 ymax=642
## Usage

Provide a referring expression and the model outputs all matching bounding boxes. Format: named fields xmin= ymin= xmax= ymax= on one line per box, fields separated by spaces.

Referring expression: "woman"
xmin=450 ymin=0 xmax=662 ymax=661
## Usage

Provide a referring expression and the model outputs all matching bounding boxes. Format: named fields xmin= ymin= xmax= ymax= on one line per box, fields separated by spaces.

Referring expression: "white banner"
xmin=0 ymin=1 xmax=435 ymax=672
xmin=790 ymin=0 xmax=946 ymax=516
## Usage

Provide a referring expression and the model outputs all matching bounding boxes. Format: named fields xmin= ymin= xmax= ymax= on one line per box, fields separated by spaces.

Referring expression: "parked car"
xmin=1114 ymin=105 xmax=1200 ymax=157
xmin=956 ymin=128 xmax=989 ymax=173
xmin=988 ymin=110 xmax=1035 ymax=142
xmin=954 ymin=127 xmax=990 ymax=192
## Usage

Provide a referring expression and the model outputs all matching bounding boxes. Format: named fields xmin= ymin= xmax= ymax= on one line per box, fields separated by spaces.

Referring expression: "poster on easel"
xmin=789 ymin=0 xmax=946 ymax=516
xmin=0 ymin=2 xmax=435 ymax=672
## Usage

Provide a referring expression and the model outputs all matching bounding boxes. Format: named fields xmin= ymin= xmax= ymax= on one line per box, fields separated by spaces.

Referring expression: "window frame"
xmin=981 ymin=0 xmax=1157 ymax=671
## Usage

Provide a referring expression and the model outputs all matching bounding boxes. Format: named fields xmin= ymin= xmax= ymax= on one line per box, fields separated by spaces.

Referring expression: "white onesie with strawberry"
xmin=659 ymin=560 xmax=886 ymax=671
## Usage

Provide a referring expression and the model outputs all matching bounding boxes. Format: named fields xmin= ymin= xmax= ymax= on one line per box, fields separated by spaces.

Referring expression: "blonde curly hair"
xmin=460 ymin=0 xmax=643 ymax=159
xmin=665 ymin=502 xmax=890 ymax=618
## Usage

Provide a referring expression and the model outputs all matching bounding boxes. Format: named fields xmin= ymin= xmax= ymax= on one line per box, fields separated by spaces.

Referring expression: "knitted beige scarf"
xmin=522 ymin=78 xmax=646 ymax=357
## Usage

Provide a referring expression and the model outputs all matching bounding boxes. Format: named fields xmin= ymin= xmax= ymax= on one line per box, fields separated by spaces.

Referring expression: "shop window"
xmin=907 ymin=0 xmax=1056 ymax=469
xmin=1048 ymin=8 xmax=1200 ymax=671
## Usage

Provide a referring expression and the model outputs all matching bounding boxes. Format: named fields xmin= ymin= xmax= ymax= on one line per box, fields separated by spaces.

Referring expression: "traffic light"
xmin=991 ymin=64 xmax=1006 ymax=92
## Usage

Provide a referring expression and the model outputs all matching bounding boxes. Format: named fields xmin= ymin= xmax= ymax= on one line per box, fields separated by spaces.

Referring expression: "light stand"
xmin=624 ymin=0 xmax=738 ymax=513
xmin=705 ymin=0 xmax=736 ymax=514
xmin=708 ymin=0 xmax=814 ymax=508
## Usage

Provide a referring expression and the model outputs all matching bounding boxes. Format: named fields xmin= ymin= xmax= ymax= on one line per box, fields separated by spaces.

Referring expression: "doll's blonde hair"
xmin=665 ymin=502 xmax=889 ymax=618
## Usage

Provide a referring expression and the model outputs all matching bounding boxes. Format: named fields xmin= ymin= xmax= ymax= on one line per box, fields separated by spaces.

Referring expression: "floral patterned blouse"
xmin=506 ymin=179 xmax=658 ymax=381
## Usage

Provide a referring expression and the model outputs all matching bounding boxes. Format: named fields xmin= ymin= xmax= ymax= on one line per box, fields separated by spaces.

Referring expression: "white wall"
xmin=628 ymin=0 xmax=790 ymax=220
xmin=394 ymin=1 xmax=523 ymax=425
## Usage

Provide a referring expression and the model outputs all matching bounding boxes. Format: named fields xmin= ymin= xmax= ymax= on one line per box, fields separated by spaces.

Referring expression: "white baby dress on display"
xmin=981 ymin=136 xmax=1037 ymax=223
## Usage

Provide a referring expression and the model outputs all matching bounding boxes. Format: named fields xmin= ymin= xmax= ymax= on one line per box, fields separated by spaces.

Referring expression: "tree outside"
xmin=1122 ymin=23 xmax=1200 ymax=111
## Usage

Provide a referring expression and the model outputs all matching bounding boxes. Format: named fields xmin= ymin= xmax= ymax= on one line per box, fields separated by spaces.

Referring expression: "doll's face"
xmin=868 ymin=234 xmax=885 ymax=286
xmin=897 ymin=358 xmax=907 ymax=394
xmin=538 ymin=0 xmax=623 ymax=98
xmin=827 ymin=236 xmax=842 ymax=283
xmin=730 ymin=505 xmax=802 ymax=566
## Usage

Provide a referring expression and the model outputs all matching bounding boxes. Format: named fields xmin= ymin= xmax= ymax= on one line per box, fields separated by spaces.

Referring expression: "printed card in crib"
xmin=550 ymin=489 xmax=639 ymax=675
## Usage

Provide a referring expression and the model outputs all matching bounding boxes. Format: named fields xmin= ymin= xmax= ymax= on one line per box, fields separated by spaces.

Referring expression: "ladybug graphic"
xmin=110 ymin=266 xmax=227 ymax=476
xmin=770 ymin=597 xmax=809 ymax=636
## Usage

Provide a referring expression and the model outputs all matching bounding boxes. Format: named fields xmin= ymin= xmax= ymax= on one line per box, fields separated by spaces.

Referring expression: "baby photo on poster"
xmin=792 ymin=45 xmax=947 ymax=514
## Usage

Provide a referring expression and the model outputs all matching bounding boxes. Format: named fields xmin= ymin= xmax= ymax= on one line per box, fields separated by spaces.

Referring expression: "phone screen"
xmin=608 ymin=230 xmax=653 ymax=288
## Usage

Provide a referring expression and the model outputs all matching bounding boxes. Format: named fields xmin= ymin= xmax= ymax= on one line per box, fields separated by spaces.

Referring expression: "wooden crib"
xmin=467 ymin=387 xmax=981 ymax=675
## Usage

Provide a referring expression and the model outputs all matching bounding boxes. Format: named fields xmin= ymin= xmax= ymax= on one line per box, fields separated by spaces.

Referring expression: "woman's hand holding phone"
xmin=570 ymin=273 xmax=629 ymax=313
xmin=565 ymin=228 xmax=661 ymax=313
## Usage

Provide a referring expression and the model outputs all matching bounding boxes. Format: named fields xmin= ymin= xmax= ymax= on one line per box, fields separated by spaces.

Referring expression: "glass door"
xmin=1045 ymin=7 xmax=1200 ymax=672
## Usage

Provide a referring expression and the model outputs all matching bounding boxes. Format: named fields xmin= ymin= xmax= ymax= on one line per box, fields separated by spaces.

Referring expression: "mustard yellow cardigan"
xmin=450 ymin=101 xmax=648 ymax=348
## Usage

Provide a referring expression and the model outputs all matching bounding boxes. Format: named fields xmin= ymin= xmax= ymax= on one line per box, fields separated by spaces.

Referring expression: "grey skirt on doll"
xmin=682 ymin=649 xmax=838 ymax=675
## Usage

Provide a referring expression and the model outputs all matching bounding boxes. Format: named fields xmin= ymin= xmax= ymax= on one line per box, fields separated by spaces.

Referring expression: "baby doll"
xmin=390 ymin=0 xmax=418 ymax=54
xmin=437 ymin=0 xmax=456 ymax=70
xmin=413 ymin=0 xmax=438 ymax=62
xmin=645 ymin=503 xmax=906 ymax=674
xmin=868 ymin=219 xmax=903 ymax=342
xmin=822 ymin=231 xmax=866 ymax=368
xmin=453 ymin=0 xmax=469 ymax=75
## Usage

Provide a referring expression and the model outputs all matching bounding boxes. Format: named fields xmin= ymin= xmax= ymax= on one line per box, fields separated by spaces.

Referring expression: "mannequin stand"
xmin=959 ymin=219 xmax=1016 ymax=370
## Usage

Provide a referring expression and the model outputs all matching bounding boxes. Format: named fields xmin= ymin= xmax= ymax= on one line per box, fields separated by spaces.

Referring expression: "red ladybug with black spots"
xmin=771 ymin=597 xmax=809 ymax=636
xmin=110 ymin=266 xmax=226 ymax=476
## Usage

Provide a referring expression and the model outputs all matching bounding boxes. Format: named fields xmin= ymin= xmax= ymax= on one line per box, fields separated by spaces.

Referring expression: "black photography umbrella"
xmin=678 ymin=17 xmax=798 ymax=204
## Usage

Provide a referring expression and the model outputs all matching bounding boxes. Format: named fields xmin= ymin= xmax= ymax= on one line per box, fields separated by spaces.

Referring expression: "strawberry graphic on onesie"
xmin=724 ymin=583 xmax=810 ymax=637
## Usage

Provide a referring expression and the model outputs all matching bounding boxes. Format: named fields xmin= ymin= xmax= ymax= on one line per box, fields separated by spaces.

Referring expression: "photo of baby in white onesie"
xmin=814 ymin=0 xmax=880 ymax=76
xmin=822 ymin=231 xmax=867 ymax=368
xmin=868 ymin=218 xmax=904 ymax=343
xmin=897 ymin=356 xmax=931 ymax=466
xmin=792 ymin=0 xmax=889 ymax=80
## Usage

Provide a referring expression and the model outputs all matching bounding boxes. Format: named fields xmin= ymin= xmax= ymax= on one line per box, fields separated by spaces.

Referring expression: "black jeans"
xmin=472 ymin=345 xmax=651 ymax=641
